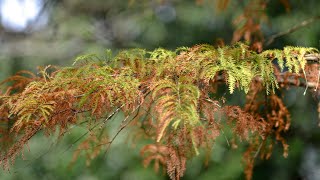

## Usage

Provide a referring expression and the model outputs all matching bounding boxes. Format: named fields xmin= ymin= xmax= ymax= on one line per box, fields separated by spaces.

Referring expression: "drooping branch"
xmin=265 ymin=16 xmax=320 ymax=46
xmin=0 ymin=43 xmax=319 ymax=180
xmin=215 ymin=72 xmax=319 ymax=90
xmin=304 ymin=53 xmax=320 ymax=63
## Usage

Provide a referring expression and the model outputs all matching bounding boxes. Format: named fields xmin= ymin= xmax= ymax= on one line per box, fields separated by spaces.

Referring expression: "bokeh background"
xmin=0 ymin=0 xmax=320 ymax=179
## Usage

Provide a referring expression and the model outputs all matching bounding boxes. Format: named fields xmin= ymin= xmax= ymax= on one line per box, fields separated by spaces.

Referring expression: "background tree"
xmin=0 ymin=0 xmax=319 ymax=180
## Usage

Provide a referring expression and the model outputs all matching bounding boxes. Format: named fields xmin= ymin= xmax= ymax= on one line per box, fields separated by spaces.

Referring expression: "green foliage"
xmin=0 ymin=43 xmax=318 ymax=180
xmin=151 ymin=79 xmax=200 ymax=144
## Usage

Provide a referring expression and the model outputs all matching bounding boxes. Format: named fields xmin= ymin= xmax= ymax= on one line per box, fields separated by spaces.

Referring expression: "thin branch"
xmin=102 ymin=91 xmax=151 ymax=156
xmin=58 ymin=91 xmax=148 ymax=155
xmin=304 ymin=54 xmax=320 ymax=63
xmin=221 ymin=129 xmax=230 ymax=147
xmin=12 ymin=137 xmax=55 ymax=173
xmin=265 ymin=16 xmax=320 ymax=46
xmin=72 ymin=104 xmax=143 ymax=153
xmin=59 ymin=105 xmax=123 ymax=155
xmin=214 ymin=66 xmax=320 ymax=90
xmin=254 ymin=141 xmax=264 ymax=159
xmin=103 ymin=103 xmax=142 ymax=158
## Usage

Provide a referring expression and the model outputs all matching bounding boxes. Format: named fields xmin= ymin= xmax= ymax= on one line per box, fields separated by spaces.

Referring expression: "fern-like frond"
xmin=151 ymin=79 xmax=200 ymax=143
xmin=0 ymin=42 xmax=319 ymax=180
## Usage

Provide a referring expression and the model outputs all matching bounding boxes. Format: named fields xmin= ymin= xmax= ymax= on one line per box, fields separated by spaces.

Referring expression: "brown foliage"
xmin=0 ymin=43 xmax=318 ymax=180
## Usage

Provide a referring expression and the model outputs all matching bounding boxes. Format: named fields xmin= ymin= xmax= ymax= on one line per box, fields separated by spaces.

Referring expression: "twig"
xmin=58 ymin=91 xmax=148 ymax=155
xmin=254 ymin=141 xmax=264 ymax=159
xmin=221 ymin=129 xmax=230 ymax=147
xmin=265 ymin=16 xmax=320 ymax=47
xmin=215 ymin=69 xmax=320 ymax=89
xmin=304 ymin=54 xmax=320 ymax=63
xmin=59 ymin=105 xmax=123 ymax=155
xmin=103 ymin=103 xmax=142 ymax=158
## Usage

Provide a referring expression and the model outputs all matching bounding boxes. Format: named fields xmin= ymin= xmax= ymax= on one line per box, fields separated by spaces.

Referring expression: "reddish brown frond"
xmin=141 ymin=144 xmax=169 ymax=174
xmin=166 ymin=147 xmax=187 ymax=180
xmin=0 ymin=125 xmax=40 ymax=170
xmin=70 ymin=131 xmax=109 ymax=167
xmin=225 ymin=105 xmax=266 ymax=140
xmin=0 ymin=44 xmax=318 ymax=180
xmin=0 ymin=70 xmax=37 ymax=95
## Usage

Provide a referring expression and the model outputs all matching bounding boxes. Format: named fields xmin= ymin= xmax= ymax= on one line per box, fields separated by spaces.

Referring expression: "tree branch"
xmin=304 ymin=53 xmax=320 ymax=63
xmin=265 ymin=16 xmax=320 ymax=47
xmin=215 ymin=71 xmax=319 ymax=90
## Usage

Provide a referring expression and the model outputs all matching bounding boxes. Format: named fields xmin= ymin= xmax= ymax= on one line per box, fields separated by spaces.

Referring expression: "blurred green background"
xmin=0 ymin=0 xmax=320 ymax=179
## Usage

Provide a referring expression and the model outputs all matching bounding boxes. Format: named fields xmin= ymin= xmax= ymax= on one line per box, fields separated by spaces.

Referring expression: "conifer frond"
xmin=0 ymin=43 xmax=319 ymax=180
xmin=151 ymin=79 xmax=200 ymax=143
